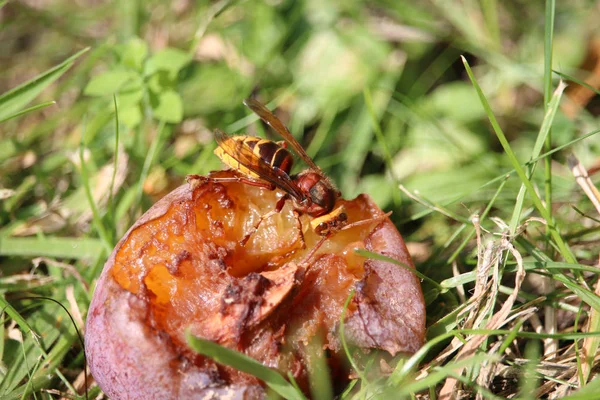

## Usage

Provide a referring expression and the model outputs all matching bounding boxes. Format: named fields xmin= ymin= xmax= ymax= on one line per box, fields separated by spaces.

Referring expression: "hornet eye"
xmin=309 ymin=184 xmax=326 ymax=207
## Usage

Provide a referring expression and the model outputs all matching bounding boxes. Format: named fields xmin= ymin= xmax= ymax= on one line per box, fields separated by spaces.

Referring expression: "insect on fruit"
xmin=189 ymin=98 xmax=385 ymax=251
xmin=87 ymin=103 xmax=424 ymax=400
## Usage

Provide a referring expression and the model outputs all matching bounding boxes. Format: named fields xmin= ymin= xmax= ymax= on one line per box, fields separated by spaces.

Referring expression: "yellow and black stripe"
xmin=214 ymin=135 xmax=294 ymax=179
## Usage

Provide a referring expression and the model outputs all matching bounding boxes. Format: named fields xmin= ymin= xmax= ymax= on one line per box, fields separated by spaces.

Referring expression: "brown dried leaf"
xmin=440 ymin=233 xmax=526 ymax=399
xmin=66 ymin=285 xmax=85 ymax=333
xmin=568 ymin=153 xmax=600 ymax=215
xmin=0 ymin=188 xmax=15 ymax=200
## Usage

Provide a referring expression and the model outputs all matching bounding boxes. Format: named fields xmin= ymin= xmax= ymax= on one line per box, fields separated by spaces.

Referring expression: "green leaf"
xmin=120 ymin=105 xmax=143 ymax=128
xmin=114 ymin=81 xmax=144 ymax=125
xmin=180 ymin=63 xmax=251 ymax=115
xmin=186 ymin=331 xmax=307 ymax=400
xmin=116 ymin=88 xmax=143 ymax=109
xmin=147 ymin=70 xmax=174 ymax=92
xmin=150 ymin=90 xmax=183 ymax=123
xmin=0 ymin=48 xmax=88 ymax=121
xmin=117 ymin=37 xmax=149 ymax=71
xmin=84 ymin=68 xmax=134 ymax=96
xmin=145 ymin=47 xmax=191 ymax=77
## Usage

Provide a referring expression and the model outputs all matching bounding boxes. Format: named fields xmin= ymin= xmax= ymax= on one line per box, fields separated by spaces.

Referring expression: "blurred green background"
xmin=1 ymin=0 xmax=599 ymax=398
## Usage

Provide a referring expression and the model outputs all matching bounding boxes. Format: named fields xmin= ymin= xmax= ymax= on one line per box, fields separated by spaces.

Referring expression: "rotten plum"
xmin=85 ymin=171 xmax=426 ymax=399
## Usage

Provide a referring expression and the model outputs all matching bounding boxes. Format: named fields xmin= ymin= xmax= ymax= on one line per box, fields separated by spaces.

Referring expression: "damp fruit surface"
xmin=85 ymin=170 xmax=426 ymax=399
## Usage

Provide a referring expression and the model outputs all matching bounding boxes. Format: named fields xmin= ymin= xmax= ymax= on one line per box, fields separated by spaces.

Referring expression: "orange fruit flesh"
xmin=110 ymin=172 xmax=384 ymax=381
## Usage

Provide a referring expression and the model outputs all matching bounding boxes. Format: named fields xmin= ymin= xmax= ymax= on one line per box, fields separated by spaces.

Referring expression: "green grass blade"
xmin=554 ymin=70 xmax=600 ymax=97
xmin=338 ymin=289 xmax=368 ymax=384
xmin=306 ymin=334 xmax=333 ymax=400
xmin=340 ymin=69 xmax=402 ymax=198
xmin=518 ymin=341 xmax=541 ymax=399
xmin=426 ymin=303 xmax=468 ymax=341
xmin=0 ymin=236 xmax=103 ymax=259
xmin=481 ymin=0 xmax=500 ymax=47
xmin=1 ymin=375 xmax=54 ymax=400
xmin=79 ymin=124 xmax=114 ymax=254
xmin=442 ymin=261 xmax=600 ymax=289
xmin=135 ymin=121 xmax=166 ymax=213
xmin=458 ymin=328 xmax=600 ymax=341
xmin=498 ymin=319 xmax=526 ymax=355
xmin=543 ymin=0 xmax=559 ymax=356
xmin=108 ymin=95 xmax=120 ymax=236
xmin=561 ymin=375 xmax=600 ymax=400
xmin=508 ymin=81 xmax=566 ymax=233
xmin=554 ymin=276 xmax=600 ymax=313
xmin=393 ymin=330 xmax=466 ymax=381
xmin=544 ymin=0 xmax=555 ymax=107
xmin=405 ymin=126 xmax=600 ymax=223
xmin=0 ymin=311 xmax=4 ymax=363
xmin=533 ymin=83 xmax=565 ymax=167
xmin=2 ymin=176 xmax=36 ymax=214
xmin=581 ymin=289 xmax=600 ymax=383
xmin=448 ymin=175 xmax=509 ymax=263
xmin=0 ymin=48 xmax=89 ymax=121
xmin=338 ymin=379 xmax=358 ymax=398
xmin=186 ymin=331 xmax=307 ymax=400
xmin=364 ymin=87 xmax=395 ymax=177
xmin=0 ymin=101 xmax=55 ymax=123
xmin=399 ymin=185 xmax=471 ymax=224
xmin=462 ymin=56 xmax=575 ymax=264
xmin=0 ymin=304 xmax=66 ymax=395
xmin=0 ymin=296 xmax=36 ymax=342
xmin=543 ymin=0 xmax=556 ymax=219
xmin=395 ymin=353 xmax=501 ymax=397
xmin=305 ymin=106 xmax=336 ymax=158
